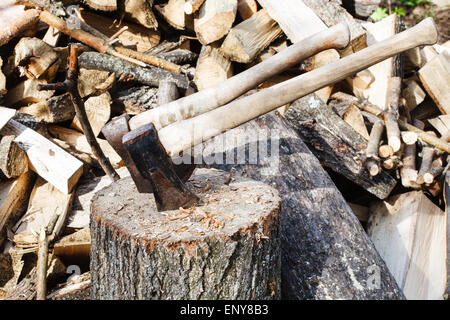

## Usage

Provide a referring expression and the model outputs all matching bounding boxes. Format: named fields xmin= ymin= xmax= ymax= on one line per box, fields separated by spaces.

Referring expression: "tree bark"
xmin=90 ymin=168 xmax=281 ymax=300
xmin=200 ymin=112 xmax=404 ymax=299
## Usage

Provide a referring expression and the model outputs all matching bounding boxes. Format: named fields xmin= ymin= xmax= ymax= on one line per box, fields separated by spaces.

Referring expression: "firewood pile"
xmin=0 ymin=0 xmax=449 ymax=300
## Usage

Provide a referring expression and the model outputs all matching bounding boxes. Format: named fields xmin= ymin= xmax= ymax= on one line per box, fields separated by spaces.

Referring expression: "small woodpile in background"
xmin=0 ymin=0 xmax=449 ymax=300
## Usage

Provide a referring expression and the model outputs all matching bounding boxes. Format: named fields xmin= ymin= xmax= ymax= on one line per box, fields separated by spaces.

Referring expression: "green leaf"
xmin=394 ymin=6 xmax=406 ymax=17
xmin=370 ymin=7 xmax=389 ymax=22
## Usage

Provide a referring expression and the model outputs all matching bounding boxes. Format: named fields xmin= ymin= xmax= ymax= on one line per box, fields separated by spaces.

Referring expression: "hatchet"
xmin=122 ymin=18 xmax=438 ymax=211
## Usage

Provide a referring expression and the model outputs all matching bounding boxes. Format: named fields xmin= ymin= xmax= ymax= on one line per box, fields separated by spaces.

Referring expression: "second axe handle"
xmin=160 ymin=18 xmax=439 ymax=157
xmin=129 ymin=23 xmax=351 ymax=130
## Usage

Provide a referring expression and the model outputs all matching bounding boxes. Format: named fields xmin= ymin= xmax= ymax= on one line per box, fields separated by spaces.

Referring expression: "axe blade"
xmin=122 ymin=123 xmax=199 ymax=211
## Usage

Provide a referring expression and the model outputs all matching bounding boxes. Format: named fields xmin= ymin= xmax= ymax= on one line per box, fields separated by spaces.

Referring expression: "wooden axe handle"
xmin=129 ymin=23 xmax=351 ymax=130
xmin=160 ymin=18 xmax=439 ymax=157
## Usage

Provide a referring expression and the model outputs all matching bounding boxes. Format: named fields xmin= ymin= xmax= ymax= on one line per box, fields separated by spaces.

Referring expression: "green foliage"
xmin=424 ymin=7 xmax=434 ymax=17
xmin=393 ymin=6 xmax=406 ymax=16
xmin=370 ymin=7 xmax=389 ymax=22
xmin=398 ymin=0 xmax=430 ymax=7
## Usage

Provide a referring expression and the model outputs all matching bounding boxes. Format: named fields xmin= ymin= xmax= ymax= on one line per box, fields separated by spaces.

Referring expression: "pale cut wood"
xmin=428 ymin=115 xmax=450 ymax=140
xmin=379 ymin=145 xmax=394 ymax=158
xmin=0 ymin=171 xmax=34 ymax=248
xmin=347 ymin=69 xmax=374 ymax=98
xmin=368 ymin=191 xmax=447 ymax=300
xmin=77 ymin=69 xmax=111 ymax=98
xmin=0 ymin=120 xmax=84 ymax=194
xmin=184 ymin=0 xmax=206 ymax=14
xmin=0 ymin=8 xmax=39 ymax=47
xmin=343 ymin=104 xmax=370 ymax=140
xmin=84 ymin=0 xmax=117 ymax=11
xmin=418 ymin=52 xmax=450 ymax=115
xmin=0 ymin=58 xmax=6 ymax=96
xmin=220 ymin=9 xmax=281 ymax=63
xmin=155 ymin=0 xmax=188 ymax=30
xmin=19 ymin=93 xmax=75 ymax=123
xmin=48 ymin=126 xmax=122 ymax=169
xmin=4 ymin=79 xmax=54 ymax=106
xmin=42 ymin=26 xmax=60 ymax=47
xmin=361 ymin=15 xmax=398 ymax=110
xmin=194 ymin=45 xmax=233 ymax=91
xmin=403 ymin=80 xmax=426 ymax=111
xmin=421 ymin=45 xmax=438 ymax=66
xmin=157 ymin=80 xmax=179 ymax=106
xmin=157 ymin=18 xmax=439 ymax=157
xmin=194 ymin=0 xmax=237 ymax=45
xmin=129 ymin=22 xmax=352 ymax=130
xmin=237 ymin=0 xmax=257 ymax=20
xmin=0 ymin=107 xmax=16 ymax=131
xmin=79 ymin=11 xmax=160 ymax=53
xmin=0 ymin=135 xmax=28 ymax=179
xmin=13 ymin=177 xmax=73 ymax=246
xmin=365 ymin=119 xmax=384 ymax=177
xmin=53 ymin=228 xmax=90 ymax=261
xmin=71 ymin=92 xmax=111 ymax=137
xmin=124 ymin=0 xmax=158 ymax=30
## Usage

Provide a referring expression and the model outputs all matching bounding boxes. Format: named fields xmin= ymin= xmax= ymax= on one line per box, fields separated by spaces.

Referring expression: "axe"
xmin=112 ymin=18 xmax=439 ymax=212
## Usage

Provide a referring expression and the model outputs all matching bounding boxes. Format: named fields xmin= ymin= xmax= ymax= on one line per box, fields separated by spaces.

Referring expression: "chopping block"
xmin=90 ymin=168 xmax=281 ymax=300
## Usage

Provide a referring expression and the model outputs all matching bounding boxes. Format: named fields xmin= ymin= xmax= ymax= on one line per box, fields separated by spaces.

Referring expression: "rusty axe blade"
xmin=122 ymin=123 xmax=199 ymax=211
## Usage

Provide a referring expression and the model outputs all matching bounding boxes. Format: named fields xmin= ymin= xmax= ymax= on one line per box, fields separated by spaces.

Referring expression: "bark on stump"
xmin=90 ymin=168 xmax=281 ymax=300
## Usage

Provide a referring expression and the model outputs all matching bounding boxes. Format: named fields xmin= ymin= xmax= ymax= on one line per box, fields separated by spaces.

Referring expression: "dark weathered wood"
xmin=19 ymin=93 xmax=75 ymax=123
xmin=0 ymin=135 xmax=28 ymax=179
xmin=112 ymin=86 xmax=158 ymax=115
xmin=285 ymin=94 xmax=397 ymax=199
xmin=155 ymin=49 xmax=198 ymax=65
xmin=90 ymin=168 xmax=281 ymax=299
xmin=78 ymin=52 xmax=189 ymax=89
xmin=200 ymin=112 xmax=404 ymax=299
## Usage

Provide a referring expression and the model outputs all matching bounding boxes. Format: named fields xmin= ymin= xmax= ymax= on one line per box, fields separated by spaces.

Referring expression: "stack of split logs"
xmin=0 ymin=0 xmax=449 ymax=301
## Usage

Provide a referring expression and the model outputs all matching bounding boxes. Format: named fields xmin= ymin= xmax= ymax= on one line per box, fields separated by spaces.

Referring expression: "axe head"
xmin=122 ymin=123 xmax=199 ymax=211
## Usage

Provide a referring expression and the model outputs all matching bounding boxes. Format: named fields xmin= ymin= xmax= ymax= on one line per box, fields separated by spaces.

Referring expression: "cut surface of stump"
xmin=90 ymin=168 xmax=281 ymax=300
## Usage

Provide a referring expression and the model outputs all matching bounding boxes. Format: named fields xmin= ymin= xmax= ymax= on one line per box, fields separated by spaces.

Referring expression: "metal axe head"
xmin=122 ymin=123 xmax=199 ymax=211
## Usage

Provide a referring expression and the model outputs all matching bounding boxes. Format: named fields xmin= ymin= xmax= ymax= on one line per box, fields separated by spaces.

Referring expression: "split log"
xmin=194 ymin=45 xmax=233 ymax=91
xmin=285 ymin=94 xmax=397 ymax=199
xmin=78 ymin=51 xmax=189 ymax=89
xmin=112 ymin=86 xmax=158 ymax=115
xmin=365 ymin=119 xmax=384 ymax=177
xmin=19 ymin=93 xmax=76 ymax=123
xmin=428 ymin=115 xmax=450 ymax=142
xmin=48 ymin=126 xmax=122 ymax=169
xmin=4 ymin=79 xmax=54 ymax=106
xmin=53 ymin=228 xmax=90 ymax=263
xmin=401 ymin=139 xmax=418 ymax=187
xmin=194 ymin=0 xmax=237 ymax=45
xmin=384 ymin=77 xmax=402 ymax=153
xmin=90 ymin=168 xmax=282 ymax=299
xmin=237 ymin=0 xmax=257 ymax=20
xmin=0 ymin=171 xmax=35 ymax=248
xmin=403 ymin=79 xmax=426 ymax=112
xmin=78 ymin=69 xmax=112 ymax=98
xmin=418 ymin=52 xmax=450 ymax=115
xmin=42 ymin=26 xmax=60 ymax=47
xmin=343 ymin=104 xmax=370 ymax=140
xmin=12 ymin=37 xmax=60 ymax=80
xmin=71 ymin=92 xmax=111 ymax=137
xmin=0 ymin=9 xmax=40 ymax=47
xmin=0 ymin=119 xmax=84 ymax=194
xmin=0 ymin=58 xmax=6 ymax=96
xmin=0 ymin=135 xmax=28 ymax=179
xmin=416 ymin=146 xmax=436 ymax=185
xmin=123 ymin=0 xmax=158 ymax=30
xmin=220 ymin=9 xmax=281 ymax=63
xmin=155 ymin=0 xmax=191 ymax=30
xmin=347 ymin=69 xmax=374 ymax=97
xmin=157 ymin=80 xmax=179 ymax=106
xmin=13 ymin=176 xmax=73 ymax=246
xmin=0 ymin=107 xmax=16 ymax=131
xmin=200 ymin=112 xmax=403 ymax=299
xmin=79 ymin=11 xmax=160 ymax=53
xmin=84 ymin=0 xmax=117 ymax=11
xmin=368 ymin=191 xmax=447 ymax=300
xmin=378 ymin=145 xmax=394 ymax=158
xmin=184 ymin=0 xmax=206 ymax=14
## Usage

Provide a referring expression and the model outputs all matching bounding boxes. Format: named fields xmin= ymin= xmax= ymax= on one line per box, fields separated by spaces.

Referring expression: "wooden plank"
xmin=0 ymin=107 xmax=16 ymax=131
xmin=13 ymin=177 xmax=74 ymax=246
xmin=0 ymin=120 xmax=83 ymax=194
xmin=220 ymin=9 xmax=282 ymax=63
xmin=418 ymin=52 xmax=450 ymax=115
xmin=0 ymin=171 xmax=34 ymax=248
xmin=368 ymin=191 xmax=447 ymax=300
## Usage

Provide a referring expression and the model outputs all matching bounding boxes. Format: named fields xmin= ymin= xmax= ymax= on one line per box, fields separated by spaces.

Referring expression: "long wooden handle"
xmin=160 ymin=17 xmax=439 ymax=157
xmin=129 ymin=22 xmax=351 ymax=130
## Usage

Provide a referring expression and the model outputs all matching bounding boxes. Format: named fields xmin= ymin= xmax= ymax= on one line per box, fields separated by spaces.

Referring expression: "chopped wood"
xmin=194 ymin=0 xmax=237 ymax=45
xmin=0 ymin=171 xmax=34 ymax=248
xmin=418 ymin=52 xmax=450 ymax=115
xmin=384 ymin=77 xmax=402 ymax=153
xmin=0 ymin=58 xmax=6 ymax=96
xmin=368 ymin=191 xmax=447 ymax=300
xmin=347 ymin=69 xmax=374 ymax=97
xmin=378 ymin=145 xmax=394 ymax=158
xmin=13 ymin=176 xmax=73 ymax=246
xmin=0 ymin=119 xmax=84 ymax=194
xmin=19 ymin=93 xmax=75 ymax=123
xmin=343 ymin=104 xmax=370 ymax=140
xmin=398 ymin=119 xmax=450 ymax=154
xmin=365 ymin=120 xmax=384 ymax=177
xmin=53 ymin=227 xmax=90 ymax=261
xmin=155 ymin=49 xmax=198 ymax=65
xmin=84 ymin=0 xmax=117 ymax=11
xmin=71 ymin=92 xmax=111 ymax=137
xmin=112 ymin=85 xmax=158 ymax=115
xmin=401 ymin=131 xmax=418 ymax=145
xmin=78 ymin=51 xmax=189 ymax=89
xmin=220 ymin=9 xmax=282 ymax=63
xmin=0 ymin=135 xmax=28 ymax=179
xmin=4 ymin=79 xmax=54 ymax=107
xmin=0 ymin=107 xmax=17 ymax=131
xmin=47 ymin=272 xmax=90 ymax=300
xmin=401 ymin=141 xmax=418 ymax=187
xmin=403 ymin=79 xmax=426 ymax=111
xmin=123 ymin=0 xmax=158 ymax=30
xmin=194 ymin=45 xmax=233 ymax=91
xmin=416 ymin=146 xmax=436 ymax=185
xmin=236 ymin=0 xmax=257 ymax=20
xmin=156 ymin=0 xmax=190 ymax=30
xmin=157 ymin=80 xmax=179 ymax=106
xmin=0 ymin=9 xmax=40 ymax=47
xmin=48 ymin=126 xmax=122 ymax=169
xmin=42 ymin=26 xmax=60 ymax=47
xmin=184 ymin=0 xmax=206 ymax=14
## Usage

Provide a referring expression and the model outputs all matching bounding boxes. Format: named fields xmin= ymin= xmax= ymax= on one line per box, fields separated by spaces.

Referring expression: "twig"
xmin=38 ymin=44 xmax=120 ymax=182
xmin=365 ymin=120 xmax=384 ymax=177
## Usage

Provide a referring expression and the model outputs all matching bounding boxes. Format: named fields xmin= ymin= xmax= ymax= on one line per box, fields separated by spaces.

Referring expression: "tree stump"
xmin=90 ymin=168 xmax=281 ymax=300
